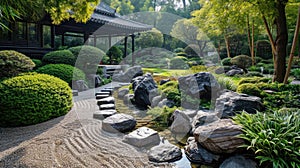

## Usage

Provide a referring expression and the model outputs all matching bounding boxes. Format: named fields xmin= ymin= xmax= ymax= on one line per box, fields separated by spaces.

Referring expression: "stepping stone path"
xmin=148 ymin=138 xmax=182 ymax=162
xmin=123 ymin=127 xmax=160 ymax=147
xmin=99 ymin=104 xmax=115 ymax=110
xmin=72 ymin=90 xmax=79 ymax=96
xmin=97 ymin=96 xmax=115 ymax=106
xmin=95 ymin=91 xmax=111 ymax=96
xmin=102 ymin=113 xmax=137 ymax=133
xmin=93 ymin=109 xmax=117 ymax=120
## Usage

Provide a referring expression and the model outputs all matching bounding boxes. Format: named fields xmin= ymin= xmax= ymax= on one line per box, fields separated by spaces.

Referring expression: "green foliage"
xmin=237 ymin=83 xmax=262 ymax=97
xmin=230 ymin=55 xmax=252 ymax=69
xmin=0 ymin=50 xmax=35 ymax=78
xmin=244 ymin=72 xmax=264 ymax=77
xmin=169 ymin=56 xmax=189 ymax=69
xmin=70 ymin=45 xmax=105 ymax=74
xmin=105 ymin=46 xmax=123 ymax=64
xmin=238 ymin=77 xmax=271 ymax=85
xmin=176 ymin=52 xmax=188 ymax=57
xmin=233 ymin=111 xmax=300 ymax=167
xmin=190 ymin=65 xmax=207 ymax=73
xmin=0 ymin=73 xmax=73 ymax=127
xmin=174 ymin=48 xmax=184 ymax=53
xmin=36 ymin=64 xmax=85 ymax=85
xmin=221 ymin=57 xmax=232 ymax=66
xmin=31 ymin=59 xmax=43 ymax=70
xmin=147 ymin=106 xmax=178 ymax=127
xmin=158 ymin=81 xmax=181 ymax=107
xmin=291 ymin=68 xmax=300 ymax=80
xmin=217 ymin=77 xmax=237 ymax=91
xmin=184 ymin=44 xmax=200 ymax=57
xmin=42 ymin=50 xmax=75 ymax=66
xmin=136 ymin=28 xmax=163 ymax=48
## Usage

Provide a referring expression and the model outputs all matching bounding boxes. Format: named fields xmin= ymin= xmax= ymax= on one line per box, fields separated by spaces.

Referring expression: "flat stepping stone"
xmin=102 ymin=113 xmax=136 ymax=133
xmin=99 ymin=104 xmax=115 ymax=110
xmin=96 ymin=94 xmax=110 ymax=99
xmin=95 ymin=91 xmax=111 ymax=96
xmin=123 ymin=127 xmax=160 ymax=147
xmin=72 ymin=90 xmax=79 ymax=96
xmin=148 ymin=139 xmax=182 ymax=162
xmin=97 ymin=97 xmax=115 ymax=106
xmin=93 ymin=110 xmax=117 ymax=120
xmin=101 ymin=89 xmax=113 ymax=94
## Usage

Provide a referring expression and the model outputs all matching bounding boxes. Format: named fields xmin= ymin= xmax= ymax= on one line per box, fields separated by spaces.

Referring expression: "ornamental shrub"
xmin=158 ymin=81 xmax=181 ymax=106
xmin=233 ymin=110 xmax=300 ymax=167
xmin=169 ymin=56 xmax=189 ymax=69
xmin=184 ymin=44 xmax=200 ymax=57
xmin=230 ymin=55 xmax=252 ymax=69
xmin=31 ymin=59 xmax=43 ymax=70
xmin=221 ymin=57 xmax=232 ymax=66
xmin=291 ymin=68 xmax=300 ymax=80
xmin=0 ymin=50 xmax=35 ymax=78
xmin=0 ymin=73 xmax=73 ymax=127
xmin=70 ymin=45 xmax=105 ymax=74
xmin=238 ymin=77 xmax=271 ymax=85
xmin=42 ymin=50 xmax=75 ymax=66
xmin=174 ymin=48 xmax=184 ymax=53
xmin=176 ymin=52 xmax=188 ymax=57
xmin=36 ymin=64 xmax=86 ymax=86
xmin=106 ymin=46 xmax=123 ymax=64
xmin=237 ymin=83 xmax=261 ymax=97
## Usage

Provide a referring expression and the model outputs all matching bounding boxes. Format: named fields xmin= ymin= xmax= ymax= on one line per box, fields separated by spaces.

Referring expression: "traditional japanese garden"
xmin=0 ymin=0 xmax=300 ymax=168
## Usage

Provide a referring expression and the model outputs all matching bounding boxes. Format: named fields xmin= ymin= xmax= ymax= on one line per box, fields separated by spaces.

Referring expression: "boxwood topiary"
xmin=31 ymin=59 xmax=43 ymax=70
xmin=0 ymin=73 xmax=73 ymax=127
xmin=0 ymin=50 xmax=35 ymax=78
xmin=42 ymin=50 xmax=75 ymax=66
xmin=236 ymin=83 xmax=262 ymax=97
xmin=36 ymin=64 xmax=86 ymax=86
xmin=221 ymin=57 xmax=232 ymax=66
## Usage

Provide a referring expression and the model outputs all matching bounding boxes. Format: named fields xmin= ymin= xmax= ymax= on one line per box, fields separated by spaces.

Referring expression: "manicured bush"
xmin=0 ymin=73 xmax=73 ymax=127
xmin=0 ymin=50 xmax=35 ymax=78
xmin=36 ymin=64 xmax=86 ymax=85
xmin=169 ymin=56 xmax=189 ymax=69
xmin=158 ymin=81 xmax=181 ymax=106
xmin=291 ymin=68 xmax=300 ymax=80
xmin=238 ymin=77 xmax=271 ymax=85
xmin=221 ymin=57 xmax=232 ymax=66
xmin=70 ymin=45 xmax=105 ymax=74
xmin=233 ymin=110 xmax=300 ymax=167
xmin=176 ymin=52 xmax=188 ymax=57
xmin=42 ymin=50 xmax=75 ymax=66
xmin=174 ymin=48 xmax=184 ymax=53
xmin=244 ymin=72 xmax=264 ymax=77
xmin=230 ymin=55 xmax=252 ymax=69
xmin=31 ymin=59 xmax=43 ymax=70
xmin=106 ymin=46 xmax=123 ymax=64
xmin=237 ymin=83 xmax=261 ymax=97
xmin=190 ymin=65 xmax=207 ymax=73
xmin=217 ymin=77 xmax=237 ymax=91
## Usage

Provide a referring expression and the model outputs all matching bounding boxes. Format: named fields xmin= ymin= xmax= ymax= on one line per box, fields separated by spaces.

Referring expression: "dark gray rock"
xmin=148 ymin=139 xmax=182 ymax=162
xmin=215 ymin=90 xmax=264 ymax=118
xmin=96 ymin=94 xmax=110 ymax=100
xmin=170 ymin=109 xmax=191 ymax=134
xmin=151 ymin=95 xmax=163 ymax=107
xmin=160 ymin=79 xmax=171 ymax=85
xmin=219 ymin=155 xmax=257 ymax=168
xmin=112 ymin=66 xmax=143 ymax=83
xmin=191 ymin=110 xmax=220 ymax=133
xmin=185 ymin=137 xmax=220 ymax=164
xmin=123 ymin=94 xmax=134 ymax=106
xmin=193 ymin=119 xmax=244 ymax=154
xmin=118 ymin=88 xmax=129 ymax=98
xmin=178 ymin=72 xmax=220 ymax=101
xmin=93 ymin=110 xmax=117 ymax=120
xmin=102 ymin=113 xmax=136 ymax=133
xmin=72 ymin=80 xmax=89 ymax=91
xmin=132 ymin=73 xmax=158 ymax=109
xmin=226 ymin=69 xmax=244 ymax=76
xmin=182 ymin=109 xmax=198 ymax=118
xmin=99 ymin=104 xmax=115 ymax=110
xmin=72 ymin=90 xmax=79 ymax=96
xmin=158 ymin=99 xmax=175 ymax=108
xmin=97 ymin=97 xmax=115 ymax=106
xmin=123 ymin=127 xmax=160 ymax=147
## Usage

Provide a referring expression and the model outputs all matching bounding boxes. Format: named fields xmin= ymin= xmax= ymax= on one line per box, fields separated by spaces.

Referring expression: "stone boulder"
xmin=112 ymin=66 xmax=143 ymax=83
xmin=170 ymin=109 xmax=191 ymax=135
xmin=191 ymin=110 xmax=220 ymax=133
xmin=151 ymin=95 xmax=163 ymax=107
xmin=132 ymin=73 xmax=158 ymax=109
xmin=99 ymin=104 xmax=115 ymax=110
xmin=193 ymin=119 xmax=244 ymax=154
xmin=158 ymin=98 xmax=175 ymax=108
xmin=215 ymin=90 xmax=264 ymax=118
xmin=123 ymin=127 xmax=160 ymax=147
xmin=118 ymin=88 xmax=129 ymax=98
xmin=148 ymin=139 xmax=182 ymax=162
xmin=102 ymin=113 xmax=136 ymax=133
xmin=219 ymin=155 xmax=257 ymax=168
xmin=123 ymin=94 xmax=134 ymax=106
xmin=226 ymin=69 xmax=244 ymax=76
xmin=178 ymin=72 xmax=220 ymax=100
xmin=185 ymin=137 xmax=220 ymax=164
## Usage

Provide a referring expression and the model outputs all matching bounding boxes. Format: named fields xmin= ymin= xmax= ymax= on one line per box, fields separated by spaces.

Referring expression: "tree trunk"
xmin=273 ymin=1 xmax=288 ymax=83
xmin=251 ymin=20 xmax=255 ymax=65
xmin=224 ymin=35 xmax=231 ymax=58
xmin=246 ymin=15 xmax=253 ymax=63
xmin=284 ymin=5 xmax=300 ymax=84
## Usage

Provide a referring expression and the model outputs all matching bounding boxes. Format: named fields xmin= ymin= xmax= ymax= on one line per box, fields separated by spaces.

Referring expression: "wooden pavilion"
xmin=0 ymin=2 xmax=152 ymax=63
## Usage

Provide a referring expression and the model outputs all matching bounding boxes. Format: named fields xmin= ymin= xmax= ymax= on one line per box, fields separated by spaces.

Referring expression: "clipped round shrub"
xmin=70 ymin=45 xmax=105 ymax=74
xmin=0 ymin=73 xmax=73 ymax=127
xmin=221 ymin=57 xmax=232 ymax=66
xmin=106 ymin=46 xmax=123 ymax=64
xmin=31 ymin=59 xmax=43 ymax=69
xmin=169 ymin=56 xmax=189 ymax=69
xmin=0 ymin=50 xmax=35 ymax=78
xmin=238 ymin=77 xmax=271 ymax=85
xmin=230 ymin=55 xmax=252 ymax=69
xmin=174 ymin=48 xmax=184 ymax=53
xmin=42 ymin=50 xmax=75 ymax=66
xmin=237 ymin=83 xmax=261 ymax=97
xmin=36 ymin=64 xmax=86 ymax=85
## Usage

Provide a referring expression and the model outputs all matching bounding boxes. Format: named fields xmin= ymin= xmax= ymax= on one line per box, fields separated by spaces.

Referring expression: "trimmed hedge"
xmin=31 ymin=59 xmax=43 ymax=70
xmin=0 ymin=50 xmax=35 ymax=78
xmin=237 ymin=83 xmax=261 ymax=97
xmin=230 ymin=55 xmax=252 ymax=69
xmin=42 ymin=50 xmax=75 ymax=66
xmin=36 ymin=64 xmax=86 ymax=85
xmin=221 ymin=57 xmax=232 ymax=66
xmin=0 ymin=73 xmax=73 ymax=127
xmin=169 ymin=56 xmax=189 ymax=69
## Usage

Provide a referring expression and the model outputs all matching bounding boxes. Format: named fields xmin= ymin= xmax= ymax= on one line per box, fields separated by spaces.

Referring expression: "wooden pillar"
xmin=109 ymin=35 xmax=112 ymax=65
xmin=131 ymin=34 xmax=135 ymax=66
xmin=93 ymin=35 xmax=97 ymax=47
xmin=124 ymin=36 xmax=128 ymax=58
xmin=50 ymin=26 xmax=55 ymax=48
